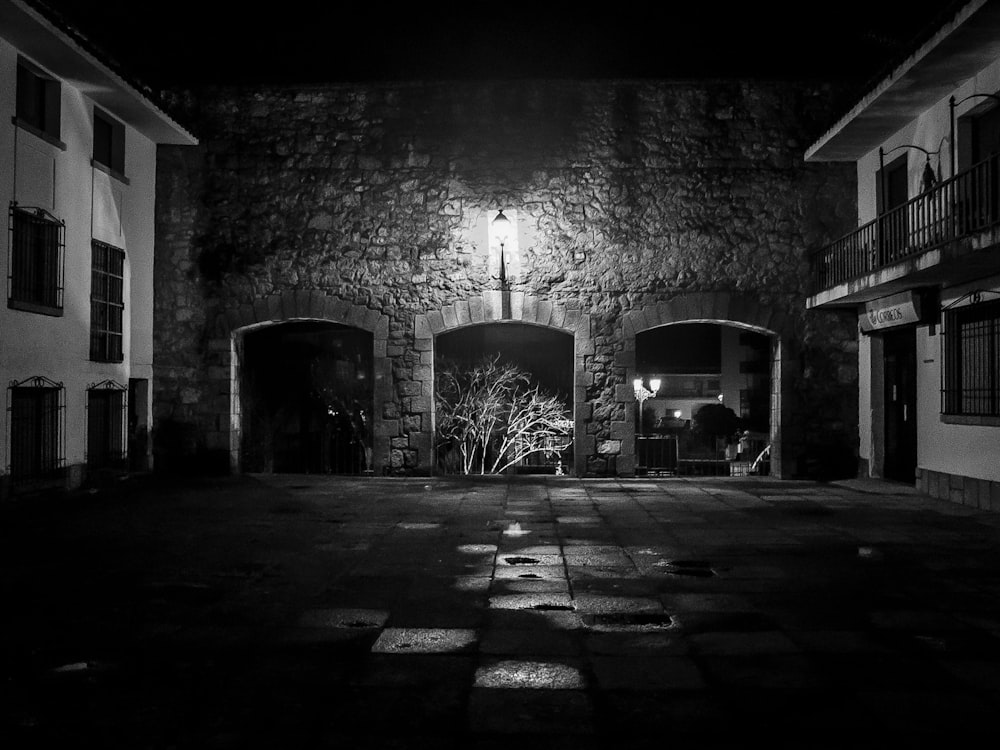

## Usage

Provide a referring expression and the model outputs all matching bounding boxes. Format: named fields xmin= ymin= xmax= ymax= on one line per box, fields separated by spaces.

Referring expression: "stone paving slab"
xmin=2 ymin=473 xmax=1000 ymax=747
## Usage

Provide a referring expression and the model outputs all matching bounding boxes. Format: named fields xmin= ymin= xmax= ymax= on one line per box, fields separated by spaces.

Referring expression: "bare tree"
xmin=435 ymin=355 xmax=571 ymax=475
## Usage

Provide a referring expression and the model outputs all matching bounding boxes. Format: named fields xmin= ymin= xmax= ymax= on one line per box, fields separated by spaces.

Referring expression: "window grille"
xmin=90 ymin=240 xmax=125 ymax=362
xmin=943 ymin=296 xmax=1000 ymax=417
xmin=86 ymin=380 xmax=128 ymax=469
xmin=8 ymin=204 xmax=65 ymax=312
xmin=7 ymin=376 xmax=65 ymax=483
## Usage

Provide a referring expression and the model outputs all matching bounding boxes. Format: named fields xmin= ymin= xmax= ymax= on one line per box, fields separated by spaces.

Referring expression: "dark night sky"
xmin=35 ymin=1 xmax=963 ymax=91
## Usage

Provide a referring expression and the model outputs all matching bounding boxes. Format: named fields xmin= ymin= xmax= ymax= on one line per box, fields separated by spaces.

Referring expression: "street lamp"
xmin=491 ymin=209 xmax=511 ymax=289
xmin=878 ymin=143 xmax=941 ymax=199
xmin=633 ymin=377 xmax=661 ymax=434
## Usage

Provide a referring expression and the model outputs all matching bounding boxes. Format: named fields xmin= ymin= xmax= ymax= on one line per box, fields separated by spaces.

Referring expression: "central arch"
xmin=413 ymin=291 xmax=593 ymax=476
xmin=436 ymin=322 xmax=575 ymax=474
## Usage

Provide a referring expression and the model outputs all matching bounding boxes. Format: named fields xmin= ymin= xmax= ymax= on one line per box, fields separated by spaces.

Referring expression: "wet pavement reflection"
xmin=2 ymin=474 xmax=999 ymax=748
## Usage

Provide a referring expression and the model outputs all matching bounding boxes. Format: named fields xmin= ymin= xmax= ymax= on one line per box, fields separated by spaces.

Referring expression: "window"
xmin=90 ymin=240 xmax=125 ymax=362
xmin=8 ymin=204 xmax=65 ymax=314
xmin=93 ymin=108 xmax=125 ymax=177
xmin=956 ymin=96 xmax=1000 ymax=171
xmin=87 ymin=381 xmax=127 ymax=469
xmin=971 ymin=104 xmax=1000 ymax=164
xmin=8 ymin=377 xmax=64 ymax=483
xmin=876 ymin=154 xmax=909 ymax=261
xmin=15 ymin=58 xmax=60 ymax=142
xmin=877 ymin=154 xmax=909 ymax=214
xmin=943 ymin=298 xmax=1000 ymax=417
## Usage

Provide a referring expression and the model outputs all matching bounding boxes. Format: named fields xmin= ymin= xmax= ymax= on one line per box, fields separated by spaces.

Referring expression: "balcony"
xmin=808 ymin=156 xmax=1000 ymax=308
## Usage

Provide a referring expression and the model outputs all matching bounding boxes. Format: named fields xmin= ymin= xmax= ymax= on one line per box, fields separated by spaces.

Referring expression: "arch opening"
xmin=239 ymin=321 xmax=373 ymax=475
xmin=634 ymin=322 xmax=775 ymax=477
xmin=434 ymin=322 xmax=574 ymax=475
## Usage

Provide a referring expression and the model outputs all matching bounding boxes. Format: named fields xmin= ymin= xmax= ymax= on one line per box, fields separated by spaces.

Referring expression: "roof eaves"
xmin=805 ymin=0 xmax=986 ymax=162
xmin=5 ymin=0 xmax=198 ymax=145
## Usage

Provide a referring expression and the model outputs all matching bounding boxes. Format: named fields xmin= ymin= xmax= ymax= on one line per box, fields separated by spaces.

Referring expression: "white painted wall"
xmin=122 ymin=134 xmax=157 ymax=383
xmin=857 ymin=283 xmax=1000 ymax=486
xmin=0 ymin=37 xmax=158 ymax=482
xmin=858 ymin=331 xmax=873 ymax=464
xmin=853 ymin=52 xmax=1000 ymax=485
xmin=919 ymin=278 xmax=1000 ymax=482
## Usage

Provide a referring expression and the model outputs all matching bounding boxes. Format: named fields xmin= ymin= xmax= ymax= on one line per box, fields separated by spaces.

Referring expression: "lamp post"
xmin=491 ymin=209 xmax=511 ymax=290
xmin=633 ymin=377 xmax=661 ymax=435
xmin=878 ymin=143 xmax=941 ymax=201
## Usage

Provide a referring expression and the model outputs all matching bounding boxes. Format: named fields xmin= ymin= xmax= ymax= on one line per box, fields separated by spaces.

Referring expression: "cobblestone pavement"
xmin=2 ymin=473 xmax=1000 ymax=748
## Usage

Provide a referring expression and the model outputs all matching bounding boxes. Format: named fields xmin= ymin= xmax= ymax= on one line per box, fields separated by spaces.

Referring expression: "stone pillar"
xmin=613 ymin=342 xmax=637 ymax=476
xmin=412 ymin=310 xmax=437 ymax=474
xmin=573 ymin=309 xmax=596 ymax=477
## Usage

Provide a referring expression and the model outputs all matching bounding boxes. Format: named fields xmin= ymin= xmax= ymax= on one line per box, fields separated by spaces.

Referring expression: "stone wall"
xmin=153 ymin=79 xmax=859 ymax=477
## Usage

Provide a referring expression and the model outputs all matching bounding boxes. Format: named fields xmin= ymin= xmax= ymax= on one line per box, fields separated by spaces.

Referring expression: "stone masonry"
xmin=153 ymin=79 xmax=859 ymax=477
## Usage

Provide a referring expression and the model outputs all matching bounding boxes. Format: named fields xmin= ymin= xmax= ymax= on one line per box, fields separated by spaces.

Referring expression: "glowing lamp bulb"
xmin=492 ymin=210 xmax=511 ymax=246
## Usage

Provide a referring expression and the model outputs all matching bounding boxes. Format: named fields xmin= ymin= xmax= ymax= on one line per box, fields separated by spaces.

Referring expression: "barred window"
xmin=8 ymin=205 xmax=65 ymax=314
xmin=943 ymin=298 xmax=1000 ymax=417
xmin=87 ymin=381 xmax=127 ymax=469
xmin=8 ymin=377 xmax=64 ymax=483
xmin=90 ymin=240 xmax=125 ymax=362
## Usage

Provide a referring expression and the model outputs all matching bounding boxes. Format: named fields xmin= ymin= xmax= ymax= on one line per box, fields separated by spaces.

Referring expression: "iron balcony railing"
xmin=811 ymin=155 xmax=1000 ymax=291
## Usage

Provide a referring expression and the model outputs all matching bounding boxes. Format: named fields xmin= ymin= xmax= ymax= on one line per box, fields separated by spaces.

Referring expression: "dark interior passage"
xmin=241 ymin=322 xmax=372 ymax=474
xmin=637 ymin=323 xmax=722 ymax=373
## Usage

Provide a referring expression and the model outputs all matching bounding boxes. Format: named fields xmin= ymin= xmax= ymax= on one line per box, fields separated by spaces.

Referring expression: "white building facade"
xmin=0 ymin=0 xmax=196 ymax=498
xmin=806 ymin=0 xmax=1000 ymax=508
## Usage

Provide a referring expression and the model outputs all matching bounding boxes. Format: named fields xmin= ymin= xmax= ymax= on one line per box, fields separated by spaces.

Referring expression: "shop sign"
xmin=860 ymin=291 xmax=922 ymax=333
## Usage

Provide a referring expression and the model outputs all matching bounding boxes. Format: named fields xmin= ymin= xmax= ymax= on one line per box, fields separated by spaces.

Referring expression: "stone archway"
xmin=209 ymin=290 xmax=391 ymax=474
xmin=413 ymin=291 xmax=593 ymax=476
xmin=619 ymin=292 xmax=795 ymax=478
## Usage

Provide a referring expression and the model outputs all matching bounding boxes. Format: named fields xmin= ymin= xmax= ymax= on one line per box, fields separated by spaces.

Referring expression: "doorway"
xmin=634 ymin=323 xmax=773 ymax=477
xmin=883 ymin=328 xmax=917 ymax=482
xmin=240 ymin=321 xmax=373 ymax=474
xmin=434 ymin=323 xmax=573 ymax=475
xmin=127 ymin=378 xmax=149 ymax=472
